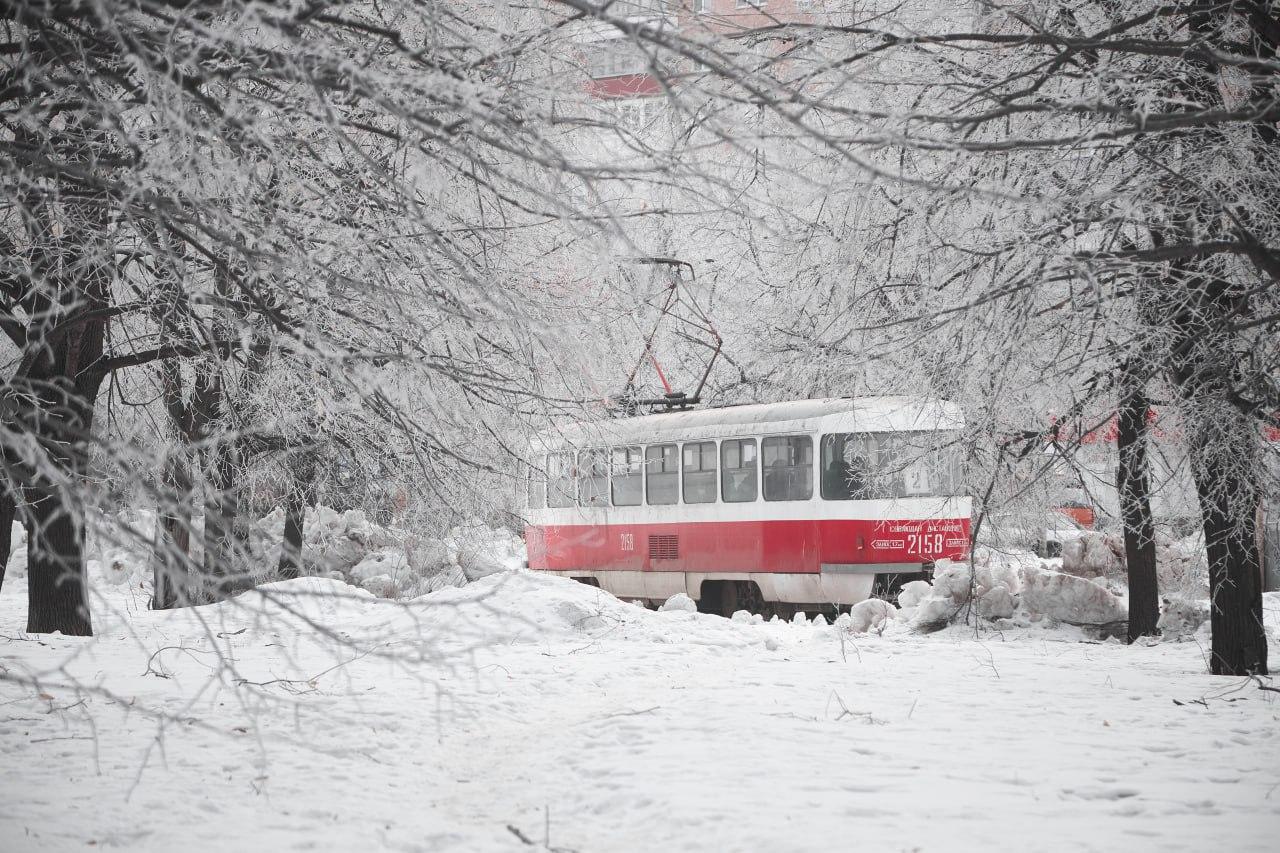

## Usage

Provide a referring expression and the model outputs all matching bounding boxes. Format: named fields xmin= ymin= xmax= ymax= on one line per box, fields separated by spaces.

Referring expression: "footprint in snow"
xmin=1060 ymin=786 xmax=1140 ymax=800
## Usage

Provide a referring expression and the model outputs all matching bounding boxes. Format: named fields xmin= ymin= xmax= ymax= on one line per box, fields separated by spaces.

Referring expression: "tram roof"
xmin=532 ymin=397 xmax=964 ymax=452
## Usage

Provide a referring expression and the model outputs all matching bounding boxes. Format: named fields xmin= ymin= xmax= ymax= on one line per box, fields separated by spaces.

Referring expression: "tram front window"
xmin=821 ymin=432 xmax=961 ymax=500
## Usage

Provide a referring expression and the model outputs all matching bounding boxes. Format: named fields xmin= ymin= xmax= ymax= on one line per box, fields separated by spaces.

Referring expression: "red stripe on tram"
xmin=525 ymin=517 xmax=971 ymax=574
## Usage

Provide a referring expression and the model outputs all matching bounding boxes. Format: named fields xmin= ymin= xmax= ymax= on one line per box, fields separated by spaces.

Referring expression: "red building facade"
xmin=579 ymin=0 xmax=816 ymax=100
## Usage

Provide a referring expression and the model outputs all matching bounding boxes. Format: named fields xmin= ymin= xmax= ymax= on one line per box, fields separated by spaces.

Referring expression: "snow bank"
xmin=905 ymin=559 xmax=972 ymax=630
xmin=1020 ymin=565 xmax=1127 ymax=626
xmin=3 ymin=505 xmax=524 ymax=604
xmin=1158 ymin=597 xmax=1211 ymax=639
xmin=1062 ymin=530 xmax=1208 ymax=597
xmin=891 ymin=550 xmax=1131 ymax=630
xmin=659 ymin=593 xmax=696 ymax=613
xmin=289 ymin=507 xmax=523 ymax=598
xmin=1061 ymin=532 xmax=1123 ymax=578
xmin=847 ymin=597 xmax=894 ymax=633
xmin=977 ymin=585 xmax=1016 ymax=619
xmin=409 ymin=571 xmax=780 ymax=650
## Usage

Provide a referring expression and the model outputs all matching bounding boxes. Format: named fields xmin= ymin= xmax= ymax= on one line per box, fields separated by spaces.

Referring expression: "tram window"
xmin=820 ymin=434 xmax=871 ymax=500
xmin=611 ymin=446 xmax=643 ymax=506
xmin=762 ymin=435 xmax=813 ymax=501
xmin=526 ymin=458 xmax=546 ymax=509
xmin=821 ymin=432 xmax=962 ymax=499
xmin=721 ymin=438 xmax=757 ymax=502
xmin=547 ymin=452 xmax=576 ymax=508
xmin=682 ymin=441 xmax=717 ymax=504
xmin=645 ymin=444 xmax=679 ymax=505
xmin=578 ymin=449 xmax=609 ymax=507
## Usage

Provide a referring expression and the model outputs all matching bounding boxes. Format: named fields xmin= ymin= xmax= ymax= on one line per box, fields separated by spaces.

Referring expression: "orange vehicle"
xmin=1053 ymin=501 xmax=1095 ymax=530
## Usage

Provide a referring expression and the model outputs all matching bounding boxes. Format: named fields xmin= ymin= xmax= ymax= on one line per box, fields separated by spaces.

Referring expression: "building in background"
xmin=576 ymin=1 xmax=816 ymax=101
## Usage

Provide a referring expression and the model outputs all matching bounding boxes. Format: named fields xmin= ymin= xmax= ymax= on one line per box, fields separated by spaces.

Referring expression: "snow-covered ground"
xmin=2 ymin=559 xmax=1279 ymax=852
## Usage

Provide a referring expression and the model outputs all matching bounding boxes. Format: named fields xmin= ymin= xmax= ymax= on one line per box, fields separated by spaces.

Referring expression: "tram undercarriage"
xmin=549 ymin=563 xmax=935 ymax=618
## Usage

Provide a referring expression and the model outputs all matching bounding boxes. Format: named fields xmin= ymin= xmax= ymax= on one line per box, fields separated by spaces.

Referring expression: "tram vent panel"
xmin=648 ymin=534 xmax=679 ymax=560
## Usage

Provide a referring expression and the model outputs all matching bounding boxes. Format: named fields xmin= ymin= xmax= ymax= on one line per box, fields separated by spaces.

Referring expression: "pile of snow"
xmin=1062 ymin=530 xmax=1209 ymax=596
xmin=846 ymin=597 xmax=894 ymax=633
xmin=900 ymin=559 xmax=975 ymax=630
xmin=1020 ymin=566 xmax=1127 ymax=626
xmin=1158 ymin=596 xmax=1211 ymax=639
xmin=407 ymin=572 xmax=779 ymax=651
xmin=659 ymin=592 xmax=696 ymax=613
xmin=85 ymin=508 xmax=161 ymax=590
xmin=1155 ymin=534 xmax=1211 ymax=597
xmin=4 ymin=505 xmax=524 ymax=603
xmin=890 ymin=550 xmax=1131 ymax=631
xmin=1061 ymin=532 xmax=1124 ymax=578
xmin=252 ymin=506 xmax=524 ymax=599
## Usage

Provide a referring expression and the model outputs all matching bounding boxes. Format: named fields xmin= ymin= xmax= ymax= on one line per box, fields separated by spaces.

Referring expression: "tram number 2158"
xmin=906 ymin=531 xmax=944 ymax=555
xmin=619 ymin=532 xmax=635 ymax=552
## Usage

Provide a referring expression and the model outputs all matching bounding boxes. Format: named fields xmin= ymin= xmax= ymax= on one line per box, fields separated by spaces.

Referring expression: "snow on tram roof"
xmin=532 ymin=397 xmax=964 ymax=451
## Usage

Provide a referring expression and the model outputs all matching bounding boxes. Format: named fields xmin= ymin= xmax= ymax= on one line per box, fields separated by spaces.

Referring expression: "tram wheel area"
xmin=871 ymin=563 xmax=934 ymax=606
xmin=697 ymin=579 xmax=769 ymax=618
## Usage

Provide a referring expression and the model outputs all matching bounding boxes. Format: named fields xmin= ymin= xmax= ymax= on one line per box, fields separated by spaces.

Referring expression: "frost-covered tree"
xmin=0 ymin=1 xmax=687 ymax=632
xmin=554 ymin=0 xmax=1276 ymax=671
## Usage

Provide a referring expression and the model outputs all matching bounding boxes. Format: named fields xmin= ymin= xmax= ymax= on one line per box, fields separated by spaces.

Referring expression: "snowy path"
xmin=1 ymin=572 xmax=1278 ymax=852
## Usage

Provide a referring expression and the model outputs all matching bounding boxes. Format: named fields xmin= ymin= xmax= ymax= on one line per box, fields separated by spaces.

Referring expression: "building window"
xmin=762 ymin=435 xmax=813 ymax=501
xmin=693 ymin=0 xmax=711 ymax=12
xmin=735 ymin=0 xmax=766 ymax=7
xmin=611 ymin=446 xmax=644 ymax=506
xmin=646 ymin=444 xmax=679 ymax=505
xmin=720 ymin=438 xmax=757 ymax=502
xmin=682 ymin=441 xmax=717 ymax=504
xmin=587 ymin=40 xmax=649 ymax=79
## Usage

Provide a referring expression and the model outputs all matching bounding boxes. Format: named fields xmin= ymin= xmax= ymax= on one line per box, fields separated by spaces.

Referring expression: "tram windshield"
xmin=820 ymin=432 xmax=963 ymax=500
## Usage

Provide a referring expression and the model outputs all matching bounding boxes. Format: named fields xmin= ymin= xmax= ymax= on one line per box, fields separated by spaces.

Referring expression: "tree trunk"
xmin=1115 ymin=363 xmax=1159 ymax=642
xmin=1188 ymin=438 xmax=1267 ymax=675
xmin=1165 ymin=262 xmax=1269 ymax=675
xmin=152 ymin=451 xmax=192 ymax=610
xmin=278 ymin=496 xmax=306 ymax=581
xmin=24 ymin=479 xmax=92 ymax=635
xmin=201 ymin=437 xmax=241 ymax=600
xmin=17 ymin=364 xmax=105 ymax=635
xmin=17 ymin=366 xmax=103 ymax=636
xmin=13 ymin=294 xmax=109 ymax=635
xmin=278 ymin=454 xmax=317 ymax=581
xmin=0 ymin=484 xmax=15 ymax=593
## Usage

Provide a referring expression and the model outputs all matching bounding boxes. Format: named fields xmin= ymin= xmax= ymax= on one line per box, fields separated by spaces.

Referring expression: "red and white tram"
xmin=524 ymin=397 xmax=971 ymax=615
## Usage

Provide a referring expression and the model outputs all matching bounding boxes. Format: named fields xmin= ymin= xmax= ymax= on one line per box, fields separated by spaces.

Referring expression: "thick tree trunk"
xmin=18 ymin=369 xmax=104 ymax=635
xmin=24 ymin=480 xmax=92 ymax=635
xmin=1115 ymin=365 xmax=1159 ymax=642
xmin=1189 ymin=440 xmax=1268 ymax=675
xmin=14 ymin=306 xmax=109 ymax=635
xmin=17 ymin=369 xmax=102 ymax=635
xmin=1165 ymin=263 xmax=1269 ymax=675
xmin=0 ymin=484 xmax=15 ymax=593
